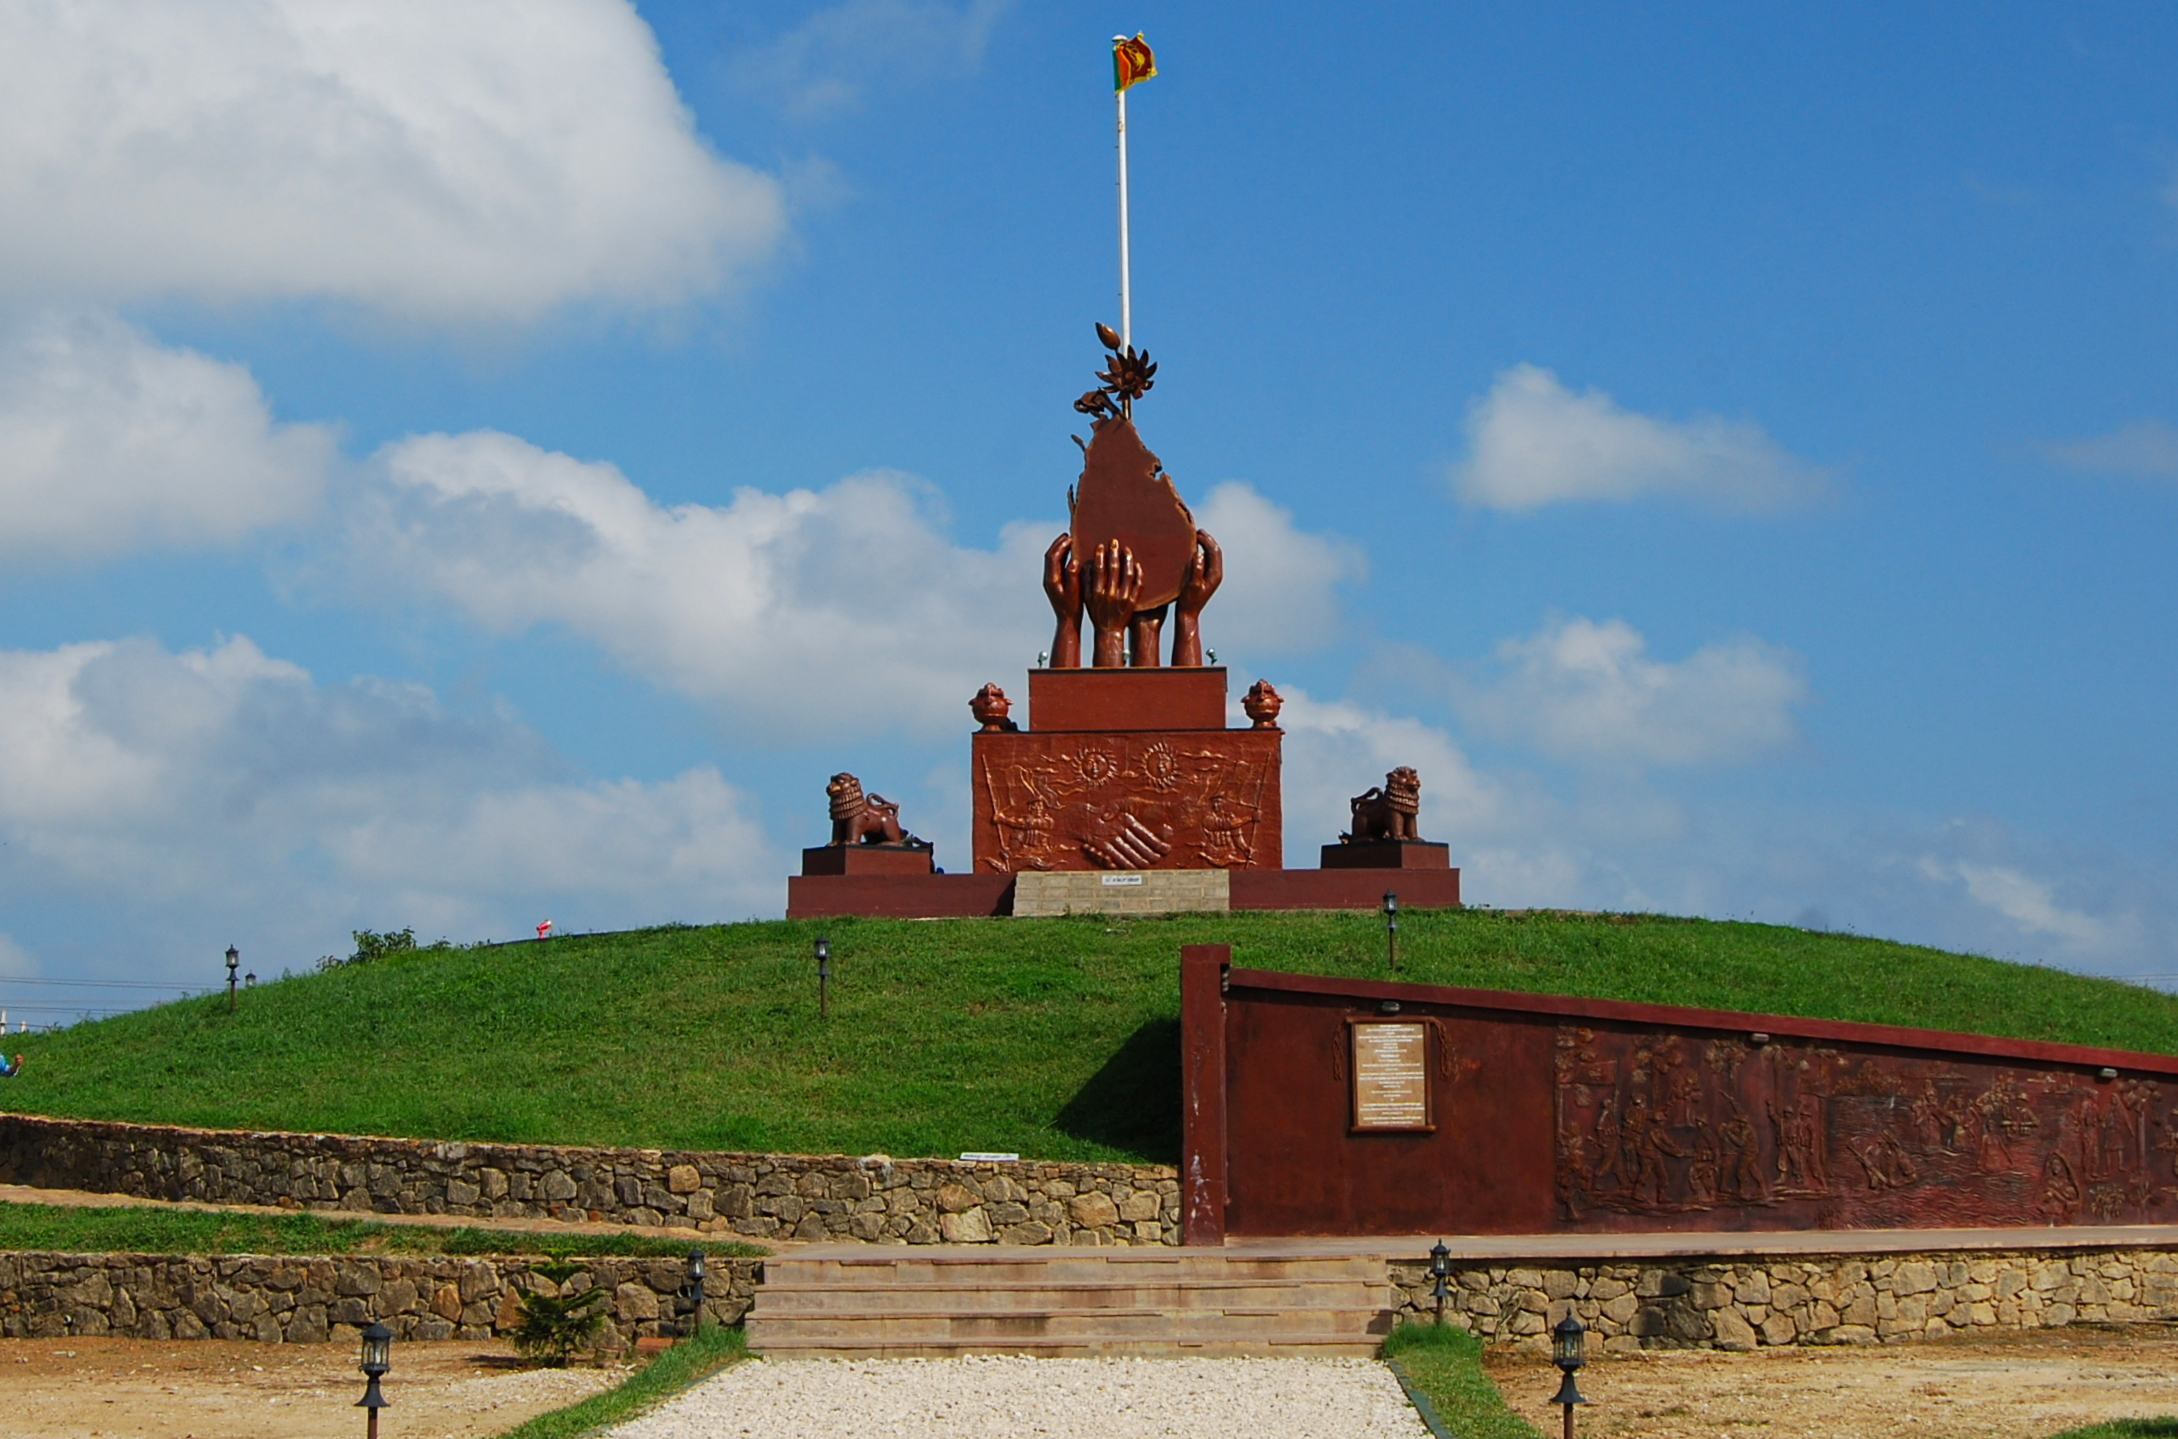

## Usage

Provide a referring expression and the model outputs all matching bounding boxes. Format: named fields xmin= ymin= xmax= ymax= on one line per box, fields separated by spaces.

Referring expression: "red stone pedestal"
xmin=1230 ymin=869 xmax=1460 ymax=910
xmin=801 ymin=844 xmax=935 ymax=876
xmin=1319 ymin=840 xmax=1452 ymax=870
xmin=974 ymin=667 xmax=1282 ymax=873
xmin=1028 ymin=666 xmax=1227 ymax=731
xmin=787 ymin=873 xmax=1015 ymax=919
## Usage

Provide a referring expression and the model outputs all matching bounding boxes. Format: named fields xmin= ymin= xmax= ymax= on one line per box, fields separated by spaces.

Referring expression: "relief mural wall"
xmin=1555 ymin=1024 xmax=2174 ymax=1231
xmin=970 ymin=730 xmax=1281 ymax=872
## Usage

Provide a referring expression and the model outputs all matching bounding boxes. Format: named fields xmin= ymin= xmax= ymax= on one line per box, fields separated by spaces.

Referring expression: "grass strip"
xmin=13 ymin=910 xmax=2178 ymax=1163
xmin=0 ymin=1199 xmax=764 ymax=1259
xmin=1381 ymin=1321 xmax=1542 ymax=1439
xmin=2047 ymin=1423 xmax=2178 ymax=1438
xmin=495 ymin=1324 xmax=745 ymax=1439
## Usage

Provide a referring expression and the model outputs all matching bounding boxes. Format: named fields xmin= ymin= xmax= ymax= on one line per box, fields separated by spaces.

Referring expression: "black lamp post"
xmin=1549 ymin=1311 xmax=1587 ymax=1439
xmin=357 ymin=1320 xmax=392 ymax=1439
xmin=679 ymin=1247 xmax=708 ymax=1337
xmin=225 ymin=946 xmax=240 ymax=1013
xmin=1429 ymin=1239 xmax=1451 ymax=1324
xmin=815 ymin=935 xmax=830 ymax=1020
xmin=1382 ymin=892 xmax=1400 ymax=971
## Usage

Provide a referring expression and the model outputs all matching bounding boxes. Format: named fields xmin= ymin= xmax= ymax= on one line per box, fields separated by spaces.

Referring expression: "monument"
xmin=786 ymin=327 xmax=1462 ymax=919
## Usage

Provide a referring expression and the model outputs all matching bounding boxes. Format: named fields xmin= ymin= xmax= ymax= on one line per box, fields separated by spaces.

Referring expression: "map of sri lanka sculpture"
xmin=1045 ymin=324 xmax=1222 ymax=668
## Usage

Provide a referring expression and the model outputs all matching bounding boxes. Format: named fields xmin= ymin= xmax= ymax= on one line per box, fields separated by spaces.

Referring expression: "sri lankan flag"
xmin=1113 ymin=33 xmax=1156 ymax=92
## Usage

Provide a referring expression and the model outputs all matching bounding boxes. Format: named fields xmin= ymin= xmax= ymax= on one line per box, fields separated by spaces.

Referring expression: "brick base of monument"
xmin=800 ymin=843 xmax=935 ymax=876
xmin=1319 ymin=840 xmax=1452 ymax=870
xmin=785 ymin=866 xmax=1458 ymax=918
xmin=787 ymin=873 xmax=1016 ymax=919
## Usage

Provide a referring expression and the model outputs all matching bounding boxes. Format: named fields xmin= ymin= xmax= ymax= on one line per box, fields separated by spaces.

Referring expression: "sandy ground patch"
xmin=0 ymin=1336 xmax=625 ymax=1439
xmin=1484 ymin=1327 xmax=2178 ymax=1439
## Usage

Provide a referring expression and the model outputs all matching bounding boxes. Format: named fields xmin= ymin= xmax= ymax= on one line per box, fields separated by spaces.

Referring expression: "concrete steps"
xmin=747 ymin=1246 xmax=1396 ymax=1358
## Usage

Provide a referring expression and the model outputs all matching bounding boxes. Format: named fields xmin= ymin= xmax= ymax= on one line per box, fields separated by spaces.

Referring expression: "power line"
xmin=0 ymin=977 xmax=202 ymax=991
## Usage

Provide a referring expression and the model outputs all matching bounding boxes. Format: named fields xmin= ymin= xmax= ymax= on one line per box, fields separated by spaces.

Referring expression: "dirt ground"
xmin=1484 ymin=1328 xmax=2178 ymax=1439
xmin=0 ymin=1337 xmax=625 ymax=1439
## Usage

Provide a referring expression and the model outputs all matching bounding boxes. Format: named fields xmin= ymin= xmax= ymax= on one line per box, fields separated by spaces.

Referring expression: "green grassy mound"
xmin=0 ymin=1200 xmax=761 ymax=1259
xmin=6 ymin=910 xmax=2176 ymax=1164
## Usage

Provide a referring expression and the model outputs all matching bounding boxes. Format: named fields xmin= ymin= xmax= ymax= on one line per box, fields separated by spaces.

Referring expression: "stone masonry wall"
xmin=0 ymin=1251 xmax=764 ymax=1349
xmin=1389 ymin=1248 xmax=2178 ymax=1350
xmin=0 ymin=1115 xmax=1181 ymax=1246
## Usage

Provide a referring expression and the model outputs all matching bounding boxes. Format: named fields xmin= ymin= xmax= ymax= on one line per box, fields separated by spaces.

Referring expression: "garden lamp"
xmin=357 ymin=1320 xmax=392 ymax=1438
xmin=815 ymin=934 xmax=830 ymax=1020
xmin=680 ymin=1247 xmax=708 ymax=1336
xmin=1549 ymin=1311 xmax=1587 ymax=1439
xmin=1382 ymin=891 xmax=1399 ymax=971
xmin=1429 ymin=1239 xmax=1451 ymax=1323
xmin=225 ymin=945 xmax=240 ymax=1012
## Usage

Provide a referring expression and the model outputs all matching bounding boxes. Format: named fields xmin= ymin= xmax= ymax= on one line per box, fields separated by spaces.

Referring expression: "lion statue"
xmin=827 ymin=772 xmax=925 ymax=847
xmin=1342 ymin=766 xmax=1423 ymax=843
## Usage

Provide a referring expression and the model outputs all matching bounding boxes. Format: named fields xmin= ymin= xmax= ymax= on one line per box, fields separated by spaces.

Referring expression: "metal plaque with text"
xmin=1350 ymin=1020 xmax=1433 ymax=1133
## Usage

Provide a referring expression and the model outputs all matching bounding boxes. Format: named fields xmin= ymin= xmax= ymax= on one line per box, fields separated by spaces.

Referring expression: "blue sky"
xmin=0 ymin=1 xmax=2174 ymax=1016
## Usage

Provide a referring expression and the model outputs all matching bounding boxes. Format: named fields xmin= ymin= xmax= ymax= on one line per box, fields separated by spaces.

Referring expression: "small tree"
xmin=511 ymin=1261 xmax=608 ymax=1367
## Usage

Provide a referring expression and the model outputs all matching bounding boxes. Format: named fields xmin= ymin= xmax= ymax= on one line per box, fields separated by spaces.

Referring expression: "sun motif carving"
xmin=1074 ymin=747 xmax=1119 ymax=786
xmin=1140 ymin=741 xmax=1181 ymax=791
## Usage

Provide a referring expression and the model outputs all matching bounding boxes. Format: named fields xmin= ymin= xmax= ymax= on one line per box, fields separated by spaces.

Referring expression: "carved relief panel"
xmin=1554 ymin=1024 xmax=2177 ymax=1231
xmin=970 ymin=729 xmax=1283 ymax=872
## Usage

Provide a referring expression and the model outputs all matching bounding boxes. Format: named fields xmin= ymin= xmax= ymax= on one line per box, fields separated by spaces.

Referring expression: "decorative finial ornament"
xmin=970 ymin=683 xmax=1020 ymax=732
xmin=1244 ymin=679 xmax=1284 ymax=730
xmin=1088 ymin=321 xmax=1157 ymax=418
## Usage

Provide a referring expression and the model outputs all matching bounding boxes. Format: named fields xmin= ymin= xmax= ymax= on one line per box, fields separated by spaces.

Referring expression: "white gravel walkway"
xmin=605 ymin=1355 xmax=1431 ymax=1439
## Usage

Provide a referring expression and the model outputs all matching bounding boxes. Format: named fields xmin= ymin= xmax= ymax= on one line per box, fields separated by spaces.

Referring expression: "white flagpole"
xmin=1114 ymin=37 xmax=1132 ymax=349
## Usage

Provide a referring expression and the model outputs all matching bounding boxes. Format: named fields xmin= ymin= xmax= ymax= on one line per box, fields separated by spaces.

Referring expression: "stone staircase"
xmin=746 ymin=1245 xmax=1396 ymax=1358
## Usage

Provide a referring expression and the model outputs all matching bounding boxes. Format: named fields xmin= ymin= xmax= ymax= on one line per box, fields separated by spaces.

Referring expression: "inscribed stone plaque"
xmin=1350 ymin=1020 xmax=1433 ymax=1133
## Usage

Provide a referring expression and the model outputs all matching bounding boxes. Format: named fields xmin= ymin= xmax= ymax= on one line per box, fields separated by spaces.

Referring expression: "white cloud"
xmin=0 ymin=0 xmax=785 ymax=322
xmin=1458 ymin=616 xmax=1806 ymax=768
xmin=2043 ymin=419 xmax=2178 ymax=480
xmin=1191 ymin=483 xmax=1365 ymax=657
xmin=0 ymin=311 xmax=331 ymax=559
xmin=1452 ymin=364 xmax=1826 ymax=511
xmin=0 ymin=633 xmax=782 ymax=971
xmin=352 ymin=431 xmax=1354 ymax=739
xmin=1273 ymin=687 xmax=1508 ymax=850
xmin=1917 ymin=857 xmax=2132 ymax=957
xmin=734 ymin=0 xmax=1013 ymax=118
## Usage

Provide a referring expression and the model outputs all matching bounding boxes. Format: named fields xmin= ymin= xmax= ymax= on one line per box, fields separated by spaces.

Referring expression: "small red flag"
xmin=1113 ymin=33 xmax=1156 ymax=92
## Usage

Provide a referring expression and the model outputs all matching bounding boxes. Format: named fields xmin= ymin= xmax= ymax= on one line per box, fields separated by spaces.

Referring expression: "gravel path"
xmin=606 ymin=1356 xmax=1431 ymax=1439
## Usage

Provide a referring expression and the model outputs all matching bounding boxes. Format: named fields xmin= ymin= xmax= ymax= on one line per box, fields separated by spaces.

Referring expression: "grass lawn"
xmin=2049 ymin=1424 xmax=2178 ymax=1438
xmin=0 ymin=1199 xmax=763 ymax=1258
xmin=1382 ymin=1321 xmax=1541 ymax=1439
xmin=5 ymin=909 xmax=2175 ymax=1163
xmin=495 ymin=1324 xmax=745 ymax=1439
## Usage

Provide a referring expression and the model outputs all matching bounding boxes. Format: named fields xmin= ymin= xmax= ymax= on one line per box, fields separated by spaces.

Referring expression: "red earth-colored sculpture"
xmin=1343 ymin=767 xmax=1423 ymax=843
xmin=969 ymin=683 xmax=1019 ymax=732
xmin=788 ymin=322 xmax=1462 ymax=913
xmin=826 ymin=773 xmax=922 ymax=848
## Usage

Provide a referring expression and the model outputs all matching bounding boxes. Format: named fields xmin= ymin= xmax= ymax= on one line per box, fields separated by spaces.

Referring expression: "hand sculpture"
xmin=1128 ymin=603 xmax=1168 ymax=668
xmin=1042 ymin=533 xmax=1083 ymax=668
xmin=1169 ymin=529 xmax=1223 ymax=667
xmin=1083 ymin=539 xmax=1144 ymax=668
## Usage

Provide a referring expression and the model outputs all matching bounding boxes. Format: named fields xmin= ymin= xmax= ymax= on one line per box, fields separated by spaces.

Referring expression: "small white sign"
xmin=1100 ymin=873 xmax=1145 ymax=886
xmin=959 ymin=1152 xmax=1019 ymax=1163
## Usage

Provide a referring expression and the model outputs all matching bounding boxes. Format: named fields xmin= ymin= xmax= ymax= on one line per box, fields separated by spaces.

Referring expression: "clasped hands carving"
xmin=1043 ymin=530 xmax=1221 ymax=668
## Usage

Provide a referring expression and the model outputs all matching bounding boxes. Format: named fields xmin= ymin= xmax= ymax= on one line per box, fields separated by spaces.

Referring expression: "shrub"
xmin=512 ymin=1261 xmax=610 ymax=1367
xmin=317 ymin=928 xmax=469 ymax=971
